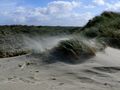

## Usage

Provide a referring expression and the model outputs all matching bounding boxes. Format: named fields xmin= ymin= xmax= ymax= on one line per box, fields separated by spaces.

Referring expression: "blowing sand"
xmin=0 ymin=47 xmax=120 ymax=90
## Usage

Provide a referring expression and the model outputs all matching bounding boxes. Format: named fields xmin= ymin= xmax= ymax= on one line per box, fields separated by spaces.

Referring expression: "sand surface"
xmin=0 ymin=47 xmax=120 ymax=90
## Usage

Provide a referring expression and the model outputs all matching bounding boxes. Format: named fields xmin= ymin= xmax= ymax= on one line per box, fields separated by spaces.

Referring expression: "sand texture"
xmin=0 ymin=47 xmax=120 ymax=90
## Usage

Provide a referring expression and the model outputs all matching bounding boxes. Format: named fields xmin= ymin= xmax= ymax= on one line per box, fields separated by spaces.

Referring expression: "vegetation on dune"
xmin=0 ymin=25 xmax=79 ymax=36
xmin=79 ymin=11 xmax=120 ymax=48
xmin=0 ymin=11 xmax=120 ymax=59
xmin=0 ymin=49 xmax=30 ymax=58
xmin=0 ymin=25 xmax=79 ymax=58
xmin=49 ymin=39 xmax=96 ymax=63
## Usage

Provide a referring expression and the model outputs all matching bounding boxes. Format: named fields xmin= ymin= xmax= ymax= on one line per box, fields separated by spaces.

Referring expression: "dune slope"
xmin=0 ymin=47 xmax=120 ymax=90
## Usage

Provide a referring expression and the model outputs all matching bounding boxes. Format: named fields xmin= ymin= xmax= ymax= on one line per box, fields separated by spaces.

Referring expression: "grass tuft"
xmin=49 ymin=39 xmax=96 ymax=63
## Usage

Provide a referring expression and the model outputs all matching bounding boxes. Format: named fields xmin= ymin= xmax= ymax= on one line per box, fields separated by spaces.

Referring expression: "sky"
xmin=0 ymin=0 xmax=120 ymax=26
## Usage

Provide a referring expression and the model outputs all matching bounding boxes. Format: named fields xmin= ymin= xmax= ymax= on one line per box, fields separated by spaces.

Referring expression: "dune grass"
xmin=49 ymin=39 xmax=97 ymax=63
xmin=0 ymin=49 xmax=30 ymax=58
xmin=80 ymin=11 xmax=120 ymax=49
xmin=0 ymin=25 xmax=79 ymax=58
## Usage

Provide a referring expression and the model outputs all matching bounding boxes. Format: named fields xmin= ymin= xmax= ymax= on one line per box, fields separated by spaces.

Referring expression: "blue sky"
xmin=0 ymin=0 xmax=120 ymax=26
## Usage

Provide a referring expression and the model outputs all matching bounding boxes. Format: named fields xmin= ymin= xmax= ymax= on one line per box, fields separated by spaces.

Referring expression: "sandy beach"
xmin=0 ymin=47 xmax=120 ymax=90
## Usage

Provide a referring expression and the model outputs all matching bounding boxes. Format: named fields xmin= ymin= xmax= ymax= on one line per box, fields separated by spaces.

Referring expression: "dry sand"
xmin=0 ymin=47 xmax=120 ymax=90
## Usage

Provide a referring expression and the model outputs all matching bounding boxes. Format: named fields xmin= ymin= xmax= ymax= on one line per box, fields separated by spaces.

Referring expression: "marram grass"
xmin=50 ymin=39 xmax=97 ymax=62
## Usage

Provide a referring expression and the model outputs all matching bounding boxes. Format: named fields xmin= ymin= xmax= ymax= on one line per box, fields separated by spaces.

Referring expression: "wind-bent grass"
xmin=80 ymin=11 xmax=120 ymax=49
xmin=49 ymin=39 xmax=96 ymax=63
xmin=0 ymin=49 xmax=30 ymax=58
xmin=43 ymin=37 xmax=108 ymax=64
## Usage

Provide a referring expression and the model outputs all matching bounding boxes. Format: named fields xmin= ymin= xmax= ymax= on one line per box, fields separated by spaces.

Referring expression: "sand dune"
xmin=0 ymin=47 xmax=120 ymax=90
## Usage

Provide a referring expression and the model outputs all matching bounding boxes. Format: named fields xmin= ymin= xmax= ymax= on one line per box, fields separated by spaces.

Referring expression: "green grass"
xmin=50 ymin=39 xmax=96 ymax=61
xmin=79 ymin=11 xmax=120 ymax=49
xmin=0 ymin=49 xmax=30 ymax=58
xmin=0 ymin=11 xmax=120 ymax=58
xmin=0 ymin=25 xmax=79 ymax=58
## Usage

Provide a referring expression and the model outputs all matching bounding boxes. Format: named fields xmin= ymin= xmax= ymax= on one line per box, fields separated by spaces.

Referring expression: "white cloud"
xmin=48 ymin=12 xmax=94 ymax=26
xmin=93 ymin=0 xmax=105 ymax=5
xmin=84 ymin=5 xmax=95 ymax=9
xmin=47 ymin=1 xmax=81 ymax=14
xmin=0 ymin=0 xmax=94 ymax=26
xmin=106 ymin=1 xmax=120 ymax=11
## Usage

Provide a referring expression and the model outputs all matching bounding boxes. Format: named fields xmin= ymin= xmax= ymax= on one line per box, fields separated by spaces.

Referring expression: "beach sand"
xmin=0 ymin=47 xmax=120 ymax=90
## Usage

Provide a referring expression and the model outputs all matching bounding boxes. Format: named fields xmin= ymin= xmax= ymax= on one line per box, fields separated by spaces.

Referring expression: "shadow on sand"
xmin=30 ymin=50 xmax=95 ymax=65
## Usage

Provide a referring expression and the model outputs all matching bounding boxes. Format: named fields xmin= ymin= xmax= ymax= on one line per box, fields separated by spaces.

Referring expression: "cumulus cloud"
xmin=106 ymin=1 xmax=120 ymax=11
xmin=84 ymin=5 xmax=95 ymax=9
xmin=46 ymin=12 xmax=94 ymax=26
xmin=0 ymin=0 xmax=94 ymax=26
xmin=0 ymin=0 xmax=120 ymax=26
xmin=47 ymin=1 xmax=81 ymax=14
xmin=93 ymin=0 xmax=105 ymax=5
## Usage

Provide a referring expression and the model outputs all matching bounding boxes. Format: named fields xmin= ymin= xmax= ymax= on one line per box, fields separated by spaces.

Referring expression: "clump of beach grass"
xmin=0 ymin=49 xmax=30 ymax=58
xmin=49 ymin=38 xmax=96 ymax=63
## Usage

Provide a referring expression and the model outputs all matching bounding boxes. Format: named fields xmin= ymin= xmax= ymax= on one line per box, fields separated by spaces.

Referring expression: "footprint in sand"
xmin=77 ymin=76 xmax=99 ymax=84
xmin=19 ymin=76 xmax=40 ymax=84
xmin=93 ymin=67 xmax=120 ymax=73
xmin=65 ymin=72 xmax=100 ymax=84
xmin=19 ymin=77 xmax=35 ymax=83
xmin=83 ymin=69 xmax=109 ymax=77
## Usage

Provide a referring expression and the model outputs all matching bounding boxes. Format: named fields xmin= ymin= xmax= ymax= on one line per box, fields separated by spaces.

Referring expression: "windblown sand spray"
xmin=23 ymin=36 xmax=71 ymax=53
xmin=93 ymin=47 xmax=120 ymax=66
xmin=23 ymin=35 xmax=108 ymax=64
xmin=41 ymin=36 xmax=105 ymax=64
